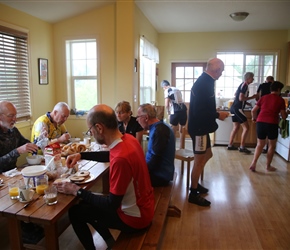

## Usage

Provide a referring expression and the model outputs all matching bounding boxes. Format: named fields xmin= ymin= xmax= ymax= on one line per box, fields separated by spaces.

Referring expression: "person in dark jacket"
xmin=0 ymin=100 xmax=38 ymax=173
xmin=187 ymin=58 xmax=229 ymax=206
xmin=137 ymin=103 xmax=175 ymax=187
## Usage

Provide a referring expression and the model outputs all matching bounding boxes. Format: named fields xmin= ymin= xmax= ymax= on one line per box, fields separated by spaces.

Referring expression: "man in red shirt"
xmin=54 ymin=104 xmax=154 ymax=250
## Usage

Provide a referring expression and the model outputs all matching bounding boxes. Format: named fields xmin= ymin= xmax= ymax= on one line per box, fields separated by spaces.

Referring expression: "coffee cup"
xmin=36 ymin=175 xmax=48 ymax=195
xmin=44 ymin=186 xmax=58 ymax=205
xmin=8 ymin=180 xmax=20 ymax=200
xmin=19 ymin=185 xmax=35 ymax=203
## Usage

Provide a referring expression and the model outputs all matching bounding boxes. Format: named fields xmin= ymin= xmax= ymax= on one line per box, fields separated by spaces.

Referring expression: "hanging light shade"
xmin=229 ymin=12 xmax=249 ymax=21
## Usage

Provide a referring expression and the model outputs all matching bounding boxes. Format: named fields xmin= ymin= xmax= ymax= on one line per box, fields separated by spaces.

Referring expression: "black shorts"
xmin=231 ymin=109 xmax=247 ymax=123
xmin=170 ymin=109 xmax=187 ymax=126
xmin=190 ymin=134 xmax=211 ymax=154
xmin=256 ymin=122 xmax=279 ymax=140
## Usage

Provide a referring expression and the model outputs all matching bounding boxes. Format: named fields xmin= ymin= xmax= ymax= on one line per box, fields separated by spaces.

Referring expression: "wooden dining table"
xmin=0 ymin=159 xmax=109 ymax=250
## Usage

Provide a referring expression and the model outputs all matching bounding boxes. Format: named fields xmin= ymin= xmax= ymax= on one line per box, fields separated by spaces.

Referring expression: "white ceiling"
xmin=1 ymin=0 xmax=290 ymax=33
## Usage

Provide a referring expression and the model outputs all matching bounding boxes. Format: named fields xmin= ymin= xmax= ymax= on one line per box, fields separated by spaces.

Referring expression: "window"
xmin=216 ymin=52 xmax=278 ymax=98
xmin=0 ymin=25 xmax=31 ymax=120
xmin=171 ymin=63 xmax=206 ymax=103
xmin=66 ymin=39 xmax=98 ymax=111
xmin=139 ymin=37 xmax=159 ymax=104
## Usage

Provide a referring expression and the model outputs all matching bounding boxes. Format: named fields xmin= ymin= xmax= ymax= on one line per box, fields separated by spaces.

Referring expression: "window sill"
xmin=68 ymin=115 xmax=87 ymax=121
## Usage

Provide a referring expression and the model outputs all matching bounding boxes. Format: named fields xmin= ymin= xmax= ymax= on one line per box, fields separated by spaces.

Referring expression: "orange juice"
xmin=36 ymin=184 xmax=48 ymax=195
xmin=9 ymin=187 xmax=19 ymax=199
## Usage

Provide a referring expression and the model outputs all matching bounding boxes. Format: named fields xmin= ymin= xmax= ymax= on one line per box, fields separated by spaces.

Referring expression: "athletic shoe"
xmin=227 ymin=145 xmax=238 ymax=150
xmin=239 ymin=147 xmax=251 ymax=154
xmin=188 ymin=193 xmax=211 ymax=206
xmin=197 ymin=183 xmax=209 ymax=194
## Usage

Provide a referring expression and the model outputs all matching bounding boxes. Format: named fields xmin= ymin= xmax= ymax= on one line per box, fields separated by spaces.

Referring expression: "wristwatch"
xmin=76 ymin=188 xmax=83 ymax=197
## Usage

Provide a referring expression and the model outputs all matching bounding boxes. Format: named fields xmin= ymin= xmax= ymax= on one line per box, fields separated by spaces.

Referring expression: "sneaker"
xmin=197 ymin=183 xmax=209 ymax=194
xmin=227 ymin=145 xmax=238 ymax=150
xmin=239 ymin=147 xmax=251 ymax=154
xmin=188 ymin=193 xmax=211 ymax=206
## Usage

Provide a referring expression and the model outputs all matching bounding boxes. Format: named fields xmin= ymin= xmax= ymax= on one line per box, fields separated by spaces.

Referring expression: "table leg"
xmin=102 ymin=169 xmax=109 ymax=194
xmin=7 ymin=217 xmax=24 ymax=250
xmin=43 ymin=223 xmax=59 ymax=250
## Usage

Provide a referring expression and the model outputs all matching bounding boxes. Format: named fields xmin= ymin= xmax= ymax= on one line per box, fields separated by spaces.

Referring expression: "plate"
xmin=21 ymin=165 xmax=47 ymax=177
xmin=73 ymin=174 xmax=96 ymax=184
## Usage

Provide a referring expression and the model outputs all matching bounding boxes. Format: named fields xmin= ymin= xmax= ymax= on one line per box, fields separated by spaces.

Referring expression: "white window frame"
xmin=216 ymin=51 xmax=278 ymax=98
xmin=65 ymin=38 xmax=98 ymax=111
xmin=139 ymin=37 xmax=159 ymax=105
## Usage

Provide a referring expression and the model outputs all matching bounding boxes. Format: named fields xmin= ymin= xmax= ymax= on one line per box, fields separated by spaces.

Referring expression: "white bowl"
xmin=26 ymin=155 xmax=43 ymax=165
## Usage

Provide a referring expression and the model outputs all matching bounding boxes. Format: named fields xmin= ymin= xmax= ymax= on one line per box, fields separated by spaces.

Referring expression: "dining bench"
xmin=113 ymin=172 xmax=181 ymax=250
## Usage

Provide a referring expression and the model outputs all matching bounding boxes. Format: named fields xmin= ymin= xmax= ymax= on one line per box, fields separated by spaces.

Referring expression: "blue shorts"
xmin=191 ymin=134 xmax=211 ymax=154
xmin=256 ymin=122 xmax=278 ymax=140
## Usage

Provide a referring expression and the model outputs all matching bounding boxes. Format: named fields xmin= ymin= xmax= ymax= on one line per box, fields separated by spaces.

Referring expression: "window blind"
xmin=0 ymin=25 xmax=31 ymax=120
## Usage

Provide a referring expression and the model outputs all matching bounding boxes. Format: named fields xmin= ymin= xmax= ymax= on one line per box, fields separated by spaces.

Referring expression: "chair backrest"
xmin=155 ymin=105 xmax=165 ymax=121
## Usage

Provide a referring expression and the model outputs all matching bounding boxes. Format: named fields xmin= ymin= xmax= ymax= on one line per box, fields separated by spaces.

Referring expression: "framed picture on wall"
xmin=38 ymin=58 xmax=48 ymax=85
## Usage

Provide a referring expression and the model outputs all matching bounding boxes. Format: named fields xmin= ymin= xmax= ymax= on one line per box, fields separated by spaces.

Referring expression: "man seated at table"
xmin=0 ymin=100 xmax=44 ymax=244
xmin=136 ymin=103 xmax=175 ymax=187
xmin=54 ymin=104 xmax=154 ymax=250
xmin=31 ymin=102 xmax=71 ymax=144
xmin=0 ymin=100 xmax=39 ymax=173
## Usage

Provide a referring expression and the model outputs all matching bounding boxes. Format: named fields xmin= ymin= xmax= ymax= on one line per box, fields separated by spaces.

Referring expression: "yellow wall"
xmin=1 ymin=2 xmax=289 ymax=165
xmin=156 ymin=31 xmax=289 ymax=104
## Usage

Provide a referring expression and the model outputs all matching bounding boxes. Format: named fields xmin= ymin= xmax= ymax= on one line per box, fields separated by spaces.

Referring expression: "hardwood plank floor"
xmin=1 ymin=144 xmax=290 ymax=249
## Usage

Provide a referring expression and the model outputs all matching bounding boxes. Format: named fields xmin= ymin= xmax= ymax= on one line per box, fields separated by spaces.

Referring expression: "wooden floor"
xmin=1 ymin=144 xmax=290 ymax=249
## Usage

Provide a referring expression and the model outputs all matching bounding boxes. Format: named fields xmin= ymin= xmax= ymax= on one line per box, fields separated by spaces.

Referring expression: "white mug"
xmin=19 ymin=185 xmax=35 ymax=203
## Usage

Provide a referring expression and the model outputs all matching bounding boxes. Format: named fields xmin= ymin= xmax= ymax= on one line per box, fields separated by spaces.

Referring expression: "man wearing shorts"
xmin=188 ymin=58 xmax=229 ymax=206
xmin=161 ymin=80 xmax=187 ymax=137
xmin=228 ymin=72 xmax=257 ymax=154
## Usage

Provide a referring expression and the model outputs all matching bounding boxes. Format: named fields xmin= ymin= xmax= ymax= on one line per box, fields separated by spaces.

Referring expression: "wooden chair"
xmin=174 ymin=126 xmax=203 ymax=188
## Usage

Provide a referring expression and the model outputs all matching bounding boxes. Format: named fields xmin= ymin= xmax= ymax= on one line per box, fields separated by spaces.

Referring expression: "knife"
xmin=23 ymin=196 xmax=40 ymax=208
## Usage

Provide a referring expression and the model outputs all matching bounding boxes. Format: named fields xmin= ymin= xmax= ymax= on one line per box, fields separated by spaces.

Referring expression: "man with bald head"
xmin=0 ymin=100 xmax=38 ymax=173
xmin=188 ymin=58 xmax=229 ymax=206
xmin=54 ymin=104 xmax=154 ymax=250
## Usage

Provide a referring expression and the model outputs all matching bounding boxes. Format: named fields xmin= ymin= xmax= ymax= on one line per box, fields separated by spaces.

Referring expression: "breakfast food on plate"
xmin=61 ymin=142 xmax=87 ymax=157
xmin=76 ymin=170 xmax=90 ymax=178
xmin=77 ymin=144 xmax=86 ymax=153
xmin=69 ymin=176 xmax=85 ymax=182
xmin=54 ymin=178 xmax=70 ymax=183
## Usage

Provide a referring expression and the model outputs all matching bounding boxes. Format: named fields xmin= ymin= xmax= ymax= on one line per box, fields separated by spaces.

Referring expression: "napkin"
xmin=3 ymin=168 xmax=22 ymax=177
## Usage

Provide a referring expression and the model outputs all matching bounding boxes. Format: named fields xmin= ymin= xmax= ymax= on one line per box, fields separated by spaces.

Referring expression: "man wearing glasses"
xmin=0 ymin=100 xmax=38 ymax=173
xmin=54 ymin=104 xmax=154 ymax=250
xmin=136 ymin=103 xmax=175 ymax=187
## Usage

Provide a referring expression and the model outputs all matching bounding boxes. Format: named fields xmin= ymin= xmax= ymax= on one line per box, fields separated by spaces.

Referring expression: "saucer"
xmin=19 ymin=199 xmax=33 ymax=203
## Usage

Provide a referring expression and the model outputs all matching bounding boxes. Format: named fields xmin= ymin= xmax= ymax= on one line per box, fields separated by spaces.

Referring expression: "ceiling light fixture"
xmin=229 ymin=12 xmax=249 ymax=21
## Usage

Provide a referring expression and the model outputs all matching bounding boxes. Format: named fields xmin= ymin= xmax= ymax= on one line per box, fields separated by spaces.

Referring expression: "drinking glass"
xmin=36 ymin=175 xmax=48 ymax=195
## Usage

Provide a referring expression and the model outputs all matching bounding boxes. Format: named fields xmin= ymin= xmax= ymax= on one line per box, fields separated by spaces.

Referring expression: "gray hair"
xmin=243 ymin=72 xmax=254 ymax=81
xmin=138 ymin=103 xmax=157 ymax=119
xmin=53 ymin=102 xmax=70 ymax=112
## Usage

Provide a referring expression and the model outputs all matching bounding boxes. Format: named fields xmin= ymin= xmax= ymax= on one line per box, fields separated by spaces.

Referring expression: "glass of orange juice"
xmin=8 ymin=180 xmax=20 ymax=199
xmin=36 ymin=175 xmax=48 ymax=195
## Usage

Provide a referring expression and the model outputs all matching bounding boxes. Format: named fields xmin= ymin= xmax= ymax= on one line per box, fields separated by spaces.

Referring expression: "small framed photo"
xmin=38 ymin=58 xmax=48 ymax=85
